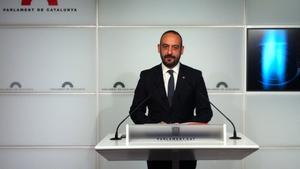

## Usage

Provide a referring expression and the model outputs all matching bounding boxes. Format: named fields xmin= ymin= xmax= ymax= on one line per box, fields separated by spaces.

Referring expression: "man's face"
xmin=158 ymin=33 xmax=184 ymax=68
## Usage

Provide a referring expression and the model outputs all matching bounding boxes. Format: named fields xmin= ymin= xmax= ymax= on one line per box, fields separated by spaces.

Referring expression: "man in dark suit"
xmin=129 ymin=30 xmax=213 ymax=169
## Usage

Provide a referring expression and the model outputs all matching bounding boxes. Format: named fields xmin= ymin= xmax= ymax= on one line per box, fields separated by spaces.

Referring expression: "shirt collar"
xmin=162 ymin=62 xmax=180 ymax=74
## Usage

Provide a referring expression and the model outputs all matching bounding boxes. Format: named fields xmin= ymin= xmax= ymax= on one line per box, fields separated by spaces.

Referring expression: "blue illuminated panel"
xmin=247 ymin=28 xmax=300 ymax=91
xmin=261 ymin=30 xmax=287 ymax=89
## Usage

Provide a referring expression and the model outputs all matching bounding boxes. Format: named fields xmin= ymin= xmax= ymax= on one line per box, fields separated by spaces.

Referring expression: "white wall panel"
xmin=0 ymin=94 xmax=96 ymax=145
xmin=99 ymin=0 xmax=244 ymax=26
xmin=245 ymin=94 xmax=300 ymax=146
xmin=246 ymin=0 xmax=300 ymax=25
xmin=0 ymin=28 xmax=96 ymax=93
xmin=99 ymin=28 xmax=160 ymax=93
xmin=0 ymin=0 xmax=96 ymax=25
xmin=99 ymin=27 xmax=244 ymax=93
xmin=0 ymin=148 xmax=96 ymax=169
xmin=98 ymin=94 xmax=134 ymax=139
xmin=178 ymin=28 xmax=244 ymax=93
xmin=209 ymin=94 xmax=243 ymax=133
xmin=197 ymin=160 xmax=241 ymax=169
xmin=99 ymin=156 xmax=146 ymax=169
xmin=245 ymin=149 xmax=300 ymax=169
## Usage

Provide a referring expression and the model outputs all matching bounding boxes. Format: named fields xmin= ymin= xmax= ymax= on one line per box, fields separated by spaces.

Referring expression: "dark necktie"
xmin=167 ymin=70 xmax=174 ymax=106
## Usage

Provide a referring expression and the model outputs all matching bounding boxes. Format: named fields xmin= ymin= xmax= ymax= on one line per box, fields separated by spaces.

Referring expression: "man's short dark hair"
xmin=160 ymin=30 xmax=183 ymax=46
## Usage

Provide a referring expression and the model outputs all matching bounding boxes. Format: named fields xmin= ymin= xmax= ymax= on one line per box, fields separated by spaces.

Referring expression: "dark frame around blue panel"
xmin=247 ymin=28 xmax=300 ymax=91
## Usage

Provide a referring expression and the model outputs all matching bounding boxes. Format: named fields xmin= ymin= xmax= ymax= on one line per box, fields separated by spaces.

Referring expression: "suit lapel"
xmin=173 ymin=64 xmax=187 ymax=104
xmin=152 ymin=65 xmax=169 ymax=106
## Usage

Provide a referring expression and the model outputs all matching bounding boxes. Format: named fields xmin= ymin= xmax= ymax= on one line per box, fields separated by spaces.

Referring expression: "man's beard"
xmin=161 ymin=54 xmax=180 ymax=68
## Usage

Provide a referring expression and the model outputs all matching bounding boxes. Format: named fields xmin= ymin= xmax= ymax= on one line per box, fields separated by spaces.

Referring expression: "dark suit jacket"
xmin=130 ymin=63 xmax=213 ymax=124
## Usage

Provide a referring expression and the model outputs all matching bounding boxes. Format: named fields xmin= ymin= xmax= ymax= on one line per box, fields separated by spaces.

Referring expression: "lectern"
xmin=95 ymin=124 xmax=259 ymax=169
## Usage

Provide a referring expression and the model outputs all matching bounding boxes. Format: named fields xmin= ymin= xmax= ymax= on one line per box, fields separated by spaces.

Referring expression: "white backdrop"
xmin=0 ymin=0 xmax=300 ymax=169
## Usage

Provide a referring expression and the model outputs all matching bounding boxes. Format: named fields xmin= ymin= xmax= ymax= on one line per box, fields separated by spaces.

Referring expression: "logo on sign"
xmin=207 ymin=81 xmax=239 ymax=91
xmin=2 ymin=0 xmax=77 ymax=13
xmin=102 ymin=81 xmax=134 ymax=92
xmin=50 ymin=81 xmax=84 ymax=91
xmin=62 ymin=81 xmax=74 ymax=89
xmin=21 ymin=0 xmax=58 ymax=6
xmin=113 ymin=82 xmax=125 ymax=89
xmin=216 ymin=82 xmax=228 ymax=89
xmin=10 ymin=81 xmax=22 ymax=89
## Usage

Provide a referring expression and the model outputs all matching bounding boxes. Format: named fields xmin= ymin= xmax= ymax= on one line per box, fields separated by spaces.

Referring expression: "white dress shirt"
xmin=162 ymin=63 xmax=180 ymax=96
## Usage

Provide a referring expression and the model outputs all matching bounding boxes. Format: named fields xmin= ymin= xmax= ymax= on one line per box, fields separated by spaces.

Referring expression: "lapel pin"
xmin=182 ymin=76 xmax=186 ymax=79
